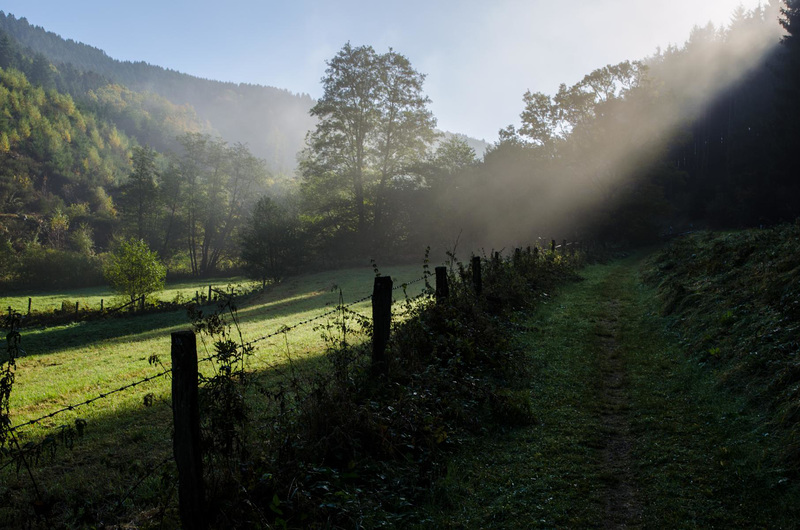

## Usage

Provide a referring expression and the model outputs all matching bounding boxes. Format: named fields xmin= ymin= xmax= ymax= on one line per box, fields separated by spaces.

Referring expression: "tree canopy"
xmin=300 ymin=43 xmax=436 ymax=256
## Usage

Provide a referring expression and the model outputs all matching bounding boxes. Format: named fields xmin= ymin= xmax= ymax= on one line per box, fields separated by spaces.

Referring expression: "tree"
xmin=239 ymin=196 xmax=300 ymax=287
xmin=175 ymin=133 xmax=268 ymax=276
xmin=104 ymin=238 xmax=166 ymax=303
xmin=118 ymin=145 xmax=158 ymax=241
xmin=371 ymin=49 xmax=437 ymax=240
xmin=300 ymin=43 xmax=436 ymax=254
xmin=301 ymin=43 xmax=380 ymax=240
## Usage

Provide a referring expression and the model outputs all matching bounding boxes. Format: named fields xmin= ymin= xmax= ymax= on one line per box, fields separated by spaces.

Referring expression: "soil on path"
xmin=594 ymin=298 xmax=641 ymax=528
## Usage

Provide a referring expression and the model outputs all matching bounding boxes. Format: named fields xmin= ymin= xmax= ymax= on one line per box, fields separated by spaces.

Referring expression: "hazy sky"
xmin=0 ymin=0 xmax=774 ymax=142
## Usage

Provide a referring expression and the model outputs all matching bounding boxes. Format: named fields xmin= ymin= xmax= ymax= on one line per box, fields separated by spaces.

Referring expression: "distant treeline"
xmin=1 ymin=3 xmax=799 ymax=291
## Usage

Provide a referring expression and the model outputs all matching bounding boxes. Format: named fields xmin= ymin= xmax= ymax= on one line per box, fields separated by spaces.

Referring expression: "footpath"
xmin=423 ymin=254 xmax=794 ymax=528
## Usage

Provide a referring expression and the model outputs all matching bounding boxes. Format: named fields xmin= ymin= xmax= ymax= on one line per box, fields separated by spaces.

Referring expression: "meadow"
xmin=0 ymin=275 xmax=257 ymax=315
xmin=0 ymin=264 xmax=427 ymax=525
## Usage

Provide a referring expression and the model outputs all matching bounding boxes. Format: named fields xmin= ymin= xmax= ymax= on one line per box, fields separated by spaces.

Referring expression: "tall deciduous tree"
xmin=300 ymin=43 xmax=436 ymax=255
xmin=175 ymin=133 xmax=268 ymax=276
xmin=372 ymin=49 xmax=436 ymax=239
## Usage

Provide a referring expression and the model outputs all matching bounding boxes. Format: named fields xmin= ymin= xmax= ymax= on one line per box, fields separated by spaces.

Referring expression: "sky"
xmin=0 ymin=0 xmax=776 ymax=142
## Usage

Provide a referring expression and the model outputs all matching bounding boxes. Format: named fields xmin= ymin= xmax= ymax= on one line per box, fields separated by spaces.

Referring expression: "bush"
xmin=103 ymin=238 xmax=166 ymax=303
xmin=15 ymin=247 xmax=103 ymax=288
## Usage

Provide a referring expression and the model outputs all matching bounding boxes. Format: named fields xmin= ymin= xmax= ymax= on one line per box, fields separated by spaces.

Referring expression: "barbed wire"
xmin=392 ymin=276 xmax=426 ymax=291
xmin=5 ymin=276 xmax=429 ymax=435
xmin=6 ymin=367 xmax=172 ymax=434
xmin=241 ymin=292 xmax=373 ymax=348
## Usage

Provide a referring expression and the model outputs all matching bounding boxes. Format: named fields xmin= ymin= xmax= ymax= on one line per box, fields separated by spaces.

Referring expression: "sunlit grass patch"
xmin=5 ymin=265 xmax=425 ymax=434
xmin=0 ymin=275 xmax=256 ymax=314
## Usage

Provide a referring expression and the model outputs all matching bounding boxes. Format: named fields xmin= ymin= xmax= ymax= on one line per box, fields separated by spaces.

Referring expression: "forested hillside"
xmin=0 ymin=2 xmax=797 ymax=293
xmin=0 ymin=11 xmax=316 ymax=173
xmin=0 ymin=28 xmax=280 ymax=286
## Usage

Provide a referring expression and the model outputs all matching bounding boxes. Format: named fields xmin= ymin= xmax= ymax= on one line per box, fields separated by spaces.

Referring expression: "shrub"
xmin=103 ymin=238 xmax=166 ymax=303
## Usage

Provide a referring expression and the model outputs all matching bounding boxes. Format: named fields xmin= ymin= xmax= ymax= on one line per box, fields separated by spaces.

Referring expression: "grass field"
xmin=0 ymin=275 xmax=258 ymax=314
xmin=0 ymin=263 xmax=428 ymax=526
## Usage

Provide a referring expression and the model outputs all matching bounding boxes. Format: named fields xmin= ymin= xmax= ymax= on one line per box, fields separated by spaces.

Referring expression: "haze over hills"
xmin=0 ymin=11 xmax=489 ymax=173
xmin=0 ymin=11 xmax=316 ymax=174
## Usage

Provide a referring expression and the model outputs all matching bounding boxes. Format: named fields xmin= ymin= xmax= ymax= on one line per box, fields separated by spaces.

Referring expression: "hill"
xmin=0 ymin=11 xmax=316 ymax=174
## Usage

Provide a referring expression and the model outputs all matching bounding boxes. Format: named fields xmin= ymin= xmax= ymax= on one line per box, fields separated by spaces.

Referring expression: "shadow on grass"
xmin=11 ymin=266 xmax=424 ymax=359
xmin=0 ymin=346 xmax=331 ymax=528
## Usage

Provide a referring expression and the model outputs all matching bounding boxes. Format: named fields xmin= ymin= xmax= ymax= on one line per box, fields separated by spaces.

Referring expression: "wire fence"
xmin=5 ymin=275 xmax=430 ymax=436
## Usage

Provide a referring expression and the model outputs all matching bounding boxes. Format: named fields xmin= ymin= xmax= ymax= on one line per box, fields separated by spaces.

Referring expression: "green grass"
xmin=0 ymin=264 xmax=428 ymax=526
xmin=420 ymin=254 xmax=800 ymax=527
xmin=6 ymin=264 xmax=426 ymax=432
xmin=0 ymin=275 xmax=256 ymax=314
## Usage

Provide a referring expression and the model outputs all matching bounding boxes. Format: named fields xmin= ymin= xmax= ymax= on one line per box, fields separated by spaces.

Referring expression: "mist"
xmin=448 ymin=3 xmax=785 ymax=253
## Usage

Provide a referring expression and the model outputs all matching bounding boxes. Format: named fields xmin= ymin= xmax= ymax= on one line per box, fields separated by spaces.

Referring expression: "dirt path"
xmin=594 ymin=298 xmax=641 ymax=528
xmin=422 ymin=255 xmax=789 ymax=528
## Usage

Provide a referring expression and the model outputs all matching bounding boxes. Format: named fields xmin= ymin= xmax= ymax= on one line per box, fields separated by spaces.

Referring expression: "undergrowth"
xmin=191 ymin=246 xmax=582 ymax=528
xmin=644 ymin=223 xmax=800 ymax=474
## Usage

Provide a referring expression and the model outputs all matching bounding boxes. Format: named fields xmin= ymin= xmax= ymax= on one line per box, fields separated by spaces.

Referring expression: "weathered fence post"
xmin=27 ymin=298 xmax=31 ymax=316
xmin=435 ymin=266 xmax=449 ymax=302
xmin=100 ymin=299 xmax=104 ymax=312
xmin=208 ymin=285 xmax=212 ymax=302
xmin=550 ymin=239 xmax=556 ymax=253
xmin=372 ymin=276 xmax=393 ymax=371
xmin=171 ymin=331 xmax=206 ymax=530
xmin=472 ymin=256 xmax=482 ymax=296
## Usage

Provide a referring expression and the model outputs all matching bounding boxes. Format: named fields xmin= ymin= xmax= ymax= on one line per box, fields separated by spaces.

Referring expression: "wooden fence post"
xmin=472 ymin=256 xmax=482 ymax=296
xmin=27 ymin=298 xmax=31 ymax=316
xmin=171 ymin=331 xmax=206 ymax=530
xmin=100 ymin=299 xmax=104 ymax=312
xmin=550 ymin=239 xmax=556 ymax=253
xmin=208 ymin=285 xmax=212 ymax=302
xmin=372 ymin=276 xmax=393 ymax=371
xmin=435 ymin=266 xmax=449 ymax=302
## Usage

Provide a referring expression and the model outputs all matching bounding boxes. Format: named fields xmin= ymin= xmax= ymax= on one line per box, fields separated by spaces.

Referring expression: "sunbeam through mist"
xmin=452 ymin=2 xmax=786 ymax=252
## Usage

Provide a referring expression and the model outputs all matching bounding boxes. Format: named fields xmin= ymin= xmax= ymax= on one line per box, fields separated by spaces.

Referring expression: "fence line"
xmin=7 ymin=367 xmax=173 ymax=434
xmin=4 ymin=245 xmax=578 ymax=526
xmin=5 ymin=276 xmax=429 ymax=435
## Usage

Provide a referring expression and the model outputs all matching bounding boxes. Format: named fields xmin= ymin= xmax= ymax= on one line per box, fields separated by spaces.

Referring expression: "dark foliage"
xmin=191 ymin=246 xmax=581 ymax=527
xmin=644 ymin=223 xmax=800 ymax=472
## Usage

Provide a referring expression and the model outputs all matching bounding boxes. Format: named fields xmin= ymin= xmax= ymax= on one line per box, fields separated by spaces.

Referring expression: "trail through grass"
xmin=423 ymin=254 xmax=799 ymax=527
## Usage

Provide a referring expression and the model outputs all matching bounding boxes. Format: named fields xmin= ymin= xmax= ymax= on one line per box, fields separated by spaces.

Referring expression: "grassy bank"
xmin=644 ymin=225 xmax=800 ymax=472
xmin=422 ymin=254 xmax=799 ymax=527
